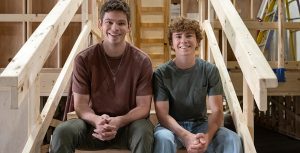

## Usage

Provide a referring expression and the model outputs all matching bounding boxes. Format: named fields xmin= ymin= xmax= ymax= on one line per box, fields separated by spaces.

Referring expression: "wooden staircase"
xmin=135 ymin=0 xmax=170 ymax=67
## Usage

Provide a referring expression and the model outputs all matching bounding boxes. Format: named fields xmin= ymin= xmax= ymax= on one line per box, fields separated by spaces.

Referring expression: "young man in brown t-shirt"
xmin=51 ymin=1 xmax=153 ymax=153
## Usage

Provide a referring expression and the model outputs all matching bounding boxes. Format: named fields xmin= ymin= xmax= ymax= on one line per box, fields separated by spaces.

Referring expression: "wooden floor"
xmin=254 ymin=126 xmax=300 ymax=153
xmin=224 ymin=114 xmax=300 ymax=153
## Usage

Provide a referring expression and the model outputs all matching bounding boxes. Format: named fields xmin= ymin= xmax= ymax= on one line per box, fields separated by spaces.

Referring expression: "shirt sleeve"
xmin=207 ymin=65 xmax=223 ymax=96
xmin=136 ymin=57 xmax=153 ymax=96
xmin=72 ymin=54 xmax=90 ymax=95
xmin=153 ymin=68 xmax=169 ymax=101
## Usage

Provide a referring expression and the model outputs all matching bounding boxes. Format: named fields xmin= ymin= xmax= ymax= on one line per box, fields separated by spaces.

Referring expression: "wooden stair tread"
xmin=140 ymin=38 xmax=164 ymax=43
xmin=141 ymin=7 xmax=164 ymax=13
xmin=141 ymin=23 xmax=164 ymax=28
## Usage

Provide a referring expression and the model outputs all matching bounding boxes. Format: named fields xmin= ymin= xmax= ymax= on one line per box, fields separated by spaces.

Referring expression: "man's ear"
xmin=98 ymin=20 xmax=102 ymax=30
xmin=128 ymin=22 xmax=132 ymax=32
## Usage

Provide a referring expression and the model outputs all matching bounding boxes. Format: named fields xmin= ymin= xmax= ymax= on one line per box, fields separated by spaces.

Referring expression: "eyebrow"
xmin=104 ymin=18 xmax=127 ymax=22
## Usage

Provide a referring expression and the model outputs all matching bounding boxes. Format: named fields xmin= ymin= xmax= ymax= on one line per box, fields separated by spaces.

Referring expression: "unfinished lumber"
xmin=22 ymin=21 xmax=91 ymax=153
xmin=209 ymin=0 xmax=278 ymax=111
xmin=0 ymin=0 xmax=83 ymax=109
xmin=203 ymin=20 xmax=256 ymax=153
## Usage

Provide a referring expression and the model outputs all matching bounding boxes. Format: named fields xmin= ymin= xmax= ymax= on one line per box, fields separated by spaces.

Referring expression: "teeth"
xmin=180 ymin=46 xmax=190 ymax=49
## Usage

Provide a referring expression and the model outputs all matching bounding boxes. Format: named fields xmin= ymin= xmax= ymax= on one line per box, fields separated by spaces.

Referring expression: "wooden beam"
xmin=22 ymin=21 xmax=91 ymax=153
xmin=50 ymin=119 xmax=62 ymax=127
xmin=211 ymin=20 xmax=300 ymax=30
xmin=277 ymin=0 xmax=285 ymax=68
xmin=199 ymin=0 xmax=206 ymax=59
xmin=163 ymin=0 xmax=170 ymax=62
xmin=141 ymin=23 xmax=165 ymax=28
xmin=141 ymin=7 xmax=163 ymax=12
xmin=209 ymin=0 xmax=278 ymax=111
xmin=0 ymin=14 xmax=86 ymax=22
xmin=230 ymin=70 xmax=300 ymax=96
xmin=203 ymin=20 xmax=256 ymax=153
xmin=227 ymin=61 xmax=300 ymax=70
xmin=243 ymin=77 xmax=254 ymax=139
xmin=0 ymin=0 xmax=83 ymax=109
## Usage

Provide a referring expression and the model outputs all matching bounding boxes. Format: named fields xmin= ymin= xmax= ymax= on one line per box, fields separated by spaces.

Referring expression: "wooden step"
xmin=141 ymin=23 xmax=164 ymax=28
xmin=148 ymin=53 xmax=164 ymax=59
xmin=140 ymin=38 xmax=164 ymax=43
xmin=141 ymin=7 xmax=164 ymax=13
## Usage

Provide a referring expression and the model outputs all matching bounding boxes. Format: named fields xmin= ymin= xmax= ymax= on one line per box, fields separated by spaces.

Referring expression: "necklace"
xmin=103 ymin=50 xmax=125 ymax=83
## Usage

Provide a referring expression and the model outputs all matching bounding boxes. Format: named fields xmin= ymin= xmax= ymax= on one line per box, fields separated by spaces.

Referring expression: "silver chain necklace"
xmin=103 ymin=50 xmax=125 ymax=83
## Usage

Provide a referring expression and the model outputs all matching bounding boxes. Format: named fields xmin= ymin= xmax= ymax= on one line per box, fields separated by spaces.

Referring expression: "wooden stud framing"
xmin=199 ymin=0 xmax=206 ymax=60
xmin=222 ymin=30 xmax=227 ymax=66
xmin=0 ymin=14 xmax=86 ymax=22
xmin=22 ymin=21 xmax=91 ymax=153
xmin=163 ymin=0 xmax=170 ymax=62
xmin=0 ymin=0 xmax=83 ymax=109
xmin=209 ymin=0 xmax=278 ymax=111
xmin=243 ymin=77 xmax=254 ymax=139
xmin=203 ymin=20 xmax=256 ymax=153
xmin=278 ymin=0 xmax=285 ymax=68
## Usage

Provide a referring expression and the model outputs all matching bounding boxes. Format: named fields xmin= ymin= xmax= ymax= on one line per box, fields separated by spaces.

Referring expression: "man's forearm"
xmin=207 ymin=110 xmax=223 ymax=142
xmin=75 ymin=105 xmax=98 ymax=127
xmin=159 ymin=114 xmax=191 ymax=140
xmin=118 ymin=106 xmax=150 ymax=127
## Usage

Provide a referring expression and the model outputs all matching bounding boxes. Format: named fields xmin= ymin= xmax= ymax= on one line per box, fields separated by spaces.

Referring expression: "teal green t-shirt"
xmin=153 ymin=58 xmax=223 ymax=121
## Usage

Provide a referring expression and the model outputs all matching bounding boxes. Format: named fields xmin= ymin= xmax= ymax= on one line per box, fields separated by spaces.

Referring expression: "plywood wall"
xmin=0 ymin=0 xmax=82 ymax=68
xmin=0 ymin=0 xmax=24 ymax=67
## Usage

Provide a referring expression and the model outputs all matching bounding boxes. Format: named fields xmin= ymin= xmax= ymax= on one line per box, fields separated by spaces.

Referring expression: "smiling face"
xmin=171 ymin=31 xmax=198 ymax=57
xmin=99 ymin=11 xmax=131 ymax=45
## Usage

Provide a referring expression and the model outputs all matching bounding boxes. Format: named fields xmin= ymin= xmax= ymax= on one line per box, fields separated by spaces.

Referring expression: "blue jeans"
xmin=153 ymin=121 xmax=243 ymax=153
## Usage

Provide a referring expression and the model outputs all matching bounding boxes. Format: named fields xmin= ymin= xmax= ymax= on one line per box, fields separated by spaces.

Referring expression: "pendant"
xmin=113 ymin=76 xmax=116 ymax=83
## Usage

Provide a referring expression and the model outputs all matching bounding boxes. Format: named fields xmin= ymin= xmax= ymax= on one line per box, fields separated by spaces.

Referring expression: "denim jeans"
xmin=153 ymin=121 xmax=243 ymax=153
xmin=51 ymin=118 xmax=154 ymax=153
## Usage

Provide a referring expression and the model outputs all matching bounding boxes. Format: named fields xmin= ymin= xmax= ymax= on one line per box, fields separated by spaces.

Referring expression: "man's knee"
xmin=211 ymin=127 xmax=243 ymax=153
xmin=130 ymin=119 xmax=154 ymax=138
xmin=52 ymin=119 xmax=87 ymax=144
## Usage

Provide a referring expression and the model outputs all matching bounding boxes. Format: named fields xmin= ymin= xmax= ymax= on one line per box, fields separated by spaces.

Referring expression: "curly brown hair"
xmin=168 ymin=17 xmax=203 ymax=48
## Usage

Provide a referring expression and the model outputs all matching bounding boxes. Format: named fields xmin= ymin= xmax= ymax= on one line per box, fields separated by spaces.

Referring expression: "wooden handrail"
xmin=209 ymin=0 xmax=278 ymax=111
xmin=0 ymin=0 xmax=84 ymax=109
xmin=203 ymin=20 xmax=256 ymax=153
xmin=22 ymin=21 xmax=91 ymax=153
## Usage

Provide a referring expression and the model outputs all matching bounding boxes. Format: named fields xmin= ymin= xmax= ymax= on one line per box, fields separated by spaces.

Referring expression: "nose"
xmin=180 ymin=36 xmax=188 ymax=43
xmin=111 ymin=23 xmax=120 ymax=31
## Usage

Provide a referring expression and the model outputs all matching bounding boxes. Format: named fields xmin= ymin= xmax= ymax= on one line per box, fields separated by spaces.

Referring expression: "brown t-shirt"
xmin=67 ymin=42 xmax=152 ymax=118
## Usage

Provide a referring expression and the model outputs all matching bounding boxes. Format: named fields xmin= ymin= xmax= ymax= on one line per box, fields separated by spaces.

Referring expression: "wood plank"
xmin=140 ymin=38 xmax=164 ymax=43
xmin=0 ymin=23 xmax=24 ymax=68
xmin=141 ymin=0 xmax=163 ymax=7
xmin=227 ymin=61 xmax=300 ymax=70
xmin=277 ymin=0 xmax=285 ymax=68
xmin=148 ymin=53 xmax=165 ymax=59
xmin=60 ymin=23 xmax=81 ymax=67
xmin=243 ymin=77 xmax=254 ymax=139
xmin=22 ymin=21 xmax=91 ymax=153
xmin=141 ymin=7 xmax=163 ymax=12
xmin=50 ymin=119 xmax=62 ymax=127
xmin=163 ymin=0 xmax=170 ymax=62
xmin=0 ymin=14 xmax=88 ymax=22
xmin=210 ymin=0 xmax=278 ymax=111
xmin=211 ymin=20 xmax=300 ymax=30
xmin=230 ymin=70 xmax=300 ymax=96
xmin=0 ymin=0 xmax=83 ymax=109
xmin=141 ymin=23 xmax=164 ymax=28
xmin=203 ymin=21 xmax=256 ymax=153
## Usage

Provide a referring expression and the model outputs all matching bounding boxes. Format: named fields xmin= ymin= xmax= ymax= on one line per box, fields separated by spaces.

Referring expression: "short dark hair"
xmin=99 ymin=0 xmax=131 ymax=23
xmin=168 ymin=17 xmax=203 ymax=47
